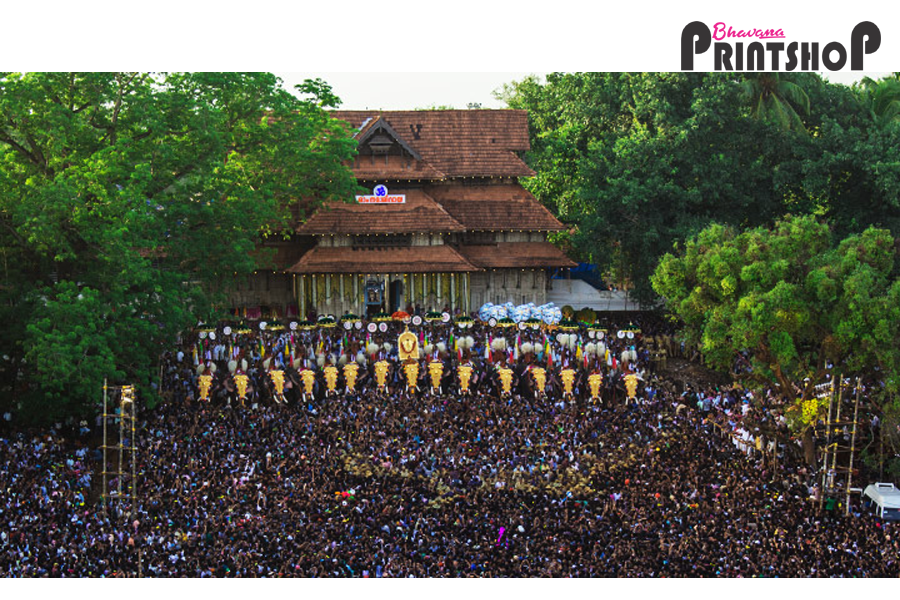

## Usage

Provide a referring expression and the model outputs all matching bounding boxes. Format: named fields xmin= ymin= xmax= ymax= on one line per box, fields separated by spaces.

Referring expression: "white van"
xmin=862 ymin=483 xmax=900 ymax=521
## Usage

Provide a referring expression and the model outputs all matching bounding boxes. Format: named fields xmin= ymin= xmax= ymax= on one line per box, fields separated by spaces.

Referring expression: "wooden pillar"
xmin=402 ymin=274 xmax=408 ymax=311
xmin=464 ymin=272 xmax=470 ymax=313
xmin=339 ymin=273 xmax=345 ymax=316
xmin=299 ymin=274 xmax=306 ymax=319
xmin=326 ymin=273 xmax=332 ymax=314
xmin=353 ymin=274 xmax=359 ymax=314
xmin=450 ymin=272 xmax=456 ymax=312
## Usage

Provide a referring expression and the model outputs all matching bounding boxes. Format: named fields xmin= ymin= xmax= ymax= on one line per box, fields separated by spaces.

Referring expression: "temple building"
xmin=229 ymin=109 xmax=574 ymax=319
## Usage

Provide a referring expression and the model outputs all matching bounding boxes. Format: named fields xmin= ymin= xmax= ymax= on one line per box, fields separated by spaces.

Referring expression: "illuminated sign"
xmin=356 ymin=184 xmax=405 ymax=204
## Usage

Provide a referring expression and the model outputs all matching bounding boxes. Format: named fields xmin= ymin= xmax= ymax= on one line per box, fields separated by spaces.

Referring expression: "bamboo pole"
xmin=820 ymin=379 xmax=835 ymax=513
xmin=830 ymin=381 xmax=844 ymax=485
xmin=118 ymin=392 xmax=124 ymax=499
xmin=102 ymin=378 xmax=108 ymax=510
xmin=131 ymin=399 xmax=137 ymax=516
xmin=845 ymin=378 xmax=861 ymax=517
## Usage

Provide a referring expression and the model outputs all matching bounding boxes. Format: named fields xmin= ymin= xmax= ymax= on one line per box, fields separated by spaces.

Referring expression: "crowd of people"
xmin=0 ymin=314 xmax=897 ymax=577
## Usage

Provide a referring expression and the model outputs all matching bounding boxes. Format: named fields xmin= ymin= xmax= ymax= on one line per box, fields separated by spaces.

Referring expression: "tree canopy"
xmin=498 ymin=72 xmax=900 ymax=301
xmin=0 ymin=72 xmax=359 ymax=421
xmin=651 ymin=214 xmax=900 ymax=433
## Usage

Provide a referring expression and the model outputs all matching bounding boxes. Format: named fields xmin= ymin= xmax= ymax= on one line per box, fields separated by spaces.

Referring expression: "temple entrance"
xmin=389 ymin=279 xmax=404 ymax=314
xmin=365 ymin=278 xmax=385 ymax=318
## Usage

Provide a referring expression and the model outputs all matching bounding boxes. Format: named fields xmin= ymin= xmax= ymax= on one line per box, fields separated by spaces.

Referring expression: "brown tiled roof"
xmin=350 ymin=154 xmax=445 ymax=180
xmin=253 ymin=238 xmax=316 ymax=270
xmin=297 ymin=189 xmax=465 ymax=235
xmin=427 ymin=184 xmax=565 ymax=232
xmin=457 ymin=242 xmax=576 ymax=269
xmin=287 ymin=245 xmax=479 ymax=274
xmin=333 ymin=110 xmax=534 ymax=178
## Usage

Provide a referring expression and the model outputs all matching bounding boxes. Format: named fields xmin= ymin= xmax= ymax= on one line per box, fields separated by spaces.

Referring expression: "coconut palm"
xmin=857 ymin=74 xmax=900 ymax=129
xmin=739 ymin=73 xmax=810 ymax=134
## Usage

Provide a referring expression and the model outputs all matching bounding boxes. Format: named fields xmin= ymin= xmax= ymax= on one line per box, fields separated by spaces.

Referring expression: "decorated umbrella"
xmin=425 ymin=310 xmax=443 ymax=323
xmin=586 ymin=324 xmax=608 ymax=340
xmin=495 ymin=317 xmax=516 ymax=329
xmin=317 ymin=316 xmax=337 ymax=328
xmin=557 ymin=319 xmax=580 ymax=332
xmin=297 ymin=320 xmax=316 ymax=331
xmin=341 ymin=313 xmax=362 ymax=331
xmin=619 ymin=323 xmax=641 ymax=340
xmin=391 ymin=310 xmax=411 ymax=322
xmin=523 ymin=317 xmax=543 ymax=330
xmin=454 ymin=316 xmax=475 ymax=329
xmin=372 ymin=312 xmax=392 ymax=323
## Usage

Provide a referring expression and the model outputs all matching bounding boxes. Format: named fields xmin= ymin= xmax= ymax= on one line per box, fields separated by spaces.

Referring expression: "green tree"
xmin=739 ymin=73 xmax=811 ymax=134
xmin=856 ymin=73 xmax=900 ymax=129
xmin=0 ymin=72 xmax=359 ymax=422
xmin=499 ymin=72 xmax=900 ymax=301
xmin=574 ymin=73 xmax=812 ymax=300
xmin=651 ymin=214 xmax=900 ymax=461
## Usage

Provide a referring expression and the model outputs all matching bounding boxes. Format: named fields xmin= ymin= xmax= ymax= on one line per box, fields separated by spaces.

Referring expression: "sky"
xmin=275 ymin=73 xmax=532 ymax=110
xmin=276 ymin=72 xmax=891 ymax=111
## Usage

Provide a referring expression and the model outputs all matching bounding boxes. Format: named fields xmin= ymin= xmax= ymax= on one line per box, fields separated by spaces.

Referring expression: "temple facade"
xmin=229 ymin=110 xmax=574 ymax=319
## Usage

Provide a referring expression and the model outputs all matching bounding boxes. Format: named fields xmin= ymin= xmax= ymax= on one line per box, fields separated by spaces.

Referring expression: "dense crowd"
xmin=0 ymin=316 xmax=897 ymax=577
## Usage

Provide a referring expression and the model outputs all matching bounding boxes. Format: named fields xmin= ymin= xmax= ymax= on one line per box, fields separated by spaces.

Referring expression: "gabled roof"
xmin=297 ymin=188 xmax=465 ymax=235
xmin=287 ymin=245 xmax=479 ymax=274
xmin=355 ymin=116 xmax=422 ymax=160
xmin=427 ymin=184 xmax=565 ymax=232
xmin=334 ymin=110 xmax=535 ymax=179
xmin=456 ymin=242 xmax=576 ymax=269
